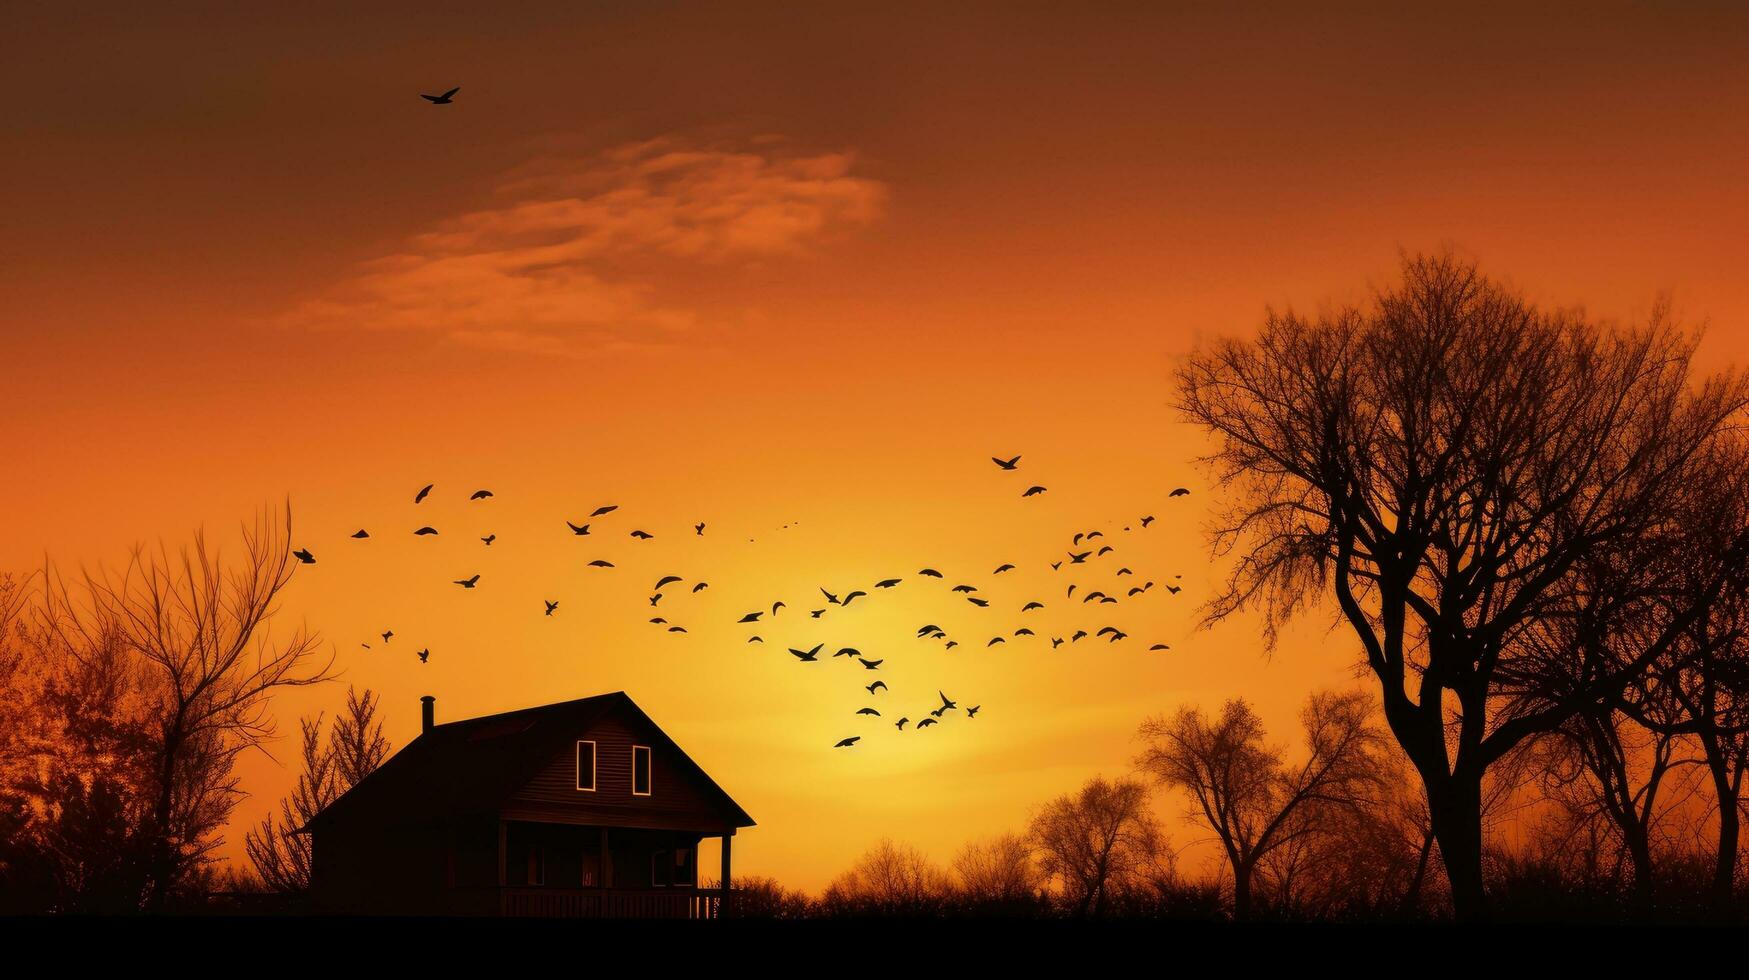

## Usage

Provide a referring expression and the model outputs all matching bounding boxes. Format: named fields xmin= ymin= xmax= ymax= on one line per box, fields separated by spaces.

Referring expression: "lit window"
xmin=575 ymin=740 xmax=596 ymax=791
xmin=632 ymin=745 xmax=652 ymax=796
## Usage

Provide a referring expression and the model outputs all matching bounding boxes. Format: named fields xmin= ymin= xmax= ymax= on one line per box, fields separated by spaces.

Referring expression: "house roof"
xmin=301 ymin=691 xmax=755 ymax=834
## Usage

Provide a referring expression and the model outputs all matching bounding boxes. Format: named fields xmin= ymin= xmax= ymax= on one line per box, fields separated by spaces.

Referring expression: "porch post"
xmin=719 ymin=832 xmax=733 ymax=919
xmin=600 ymin=827 xmax=613 ymax=888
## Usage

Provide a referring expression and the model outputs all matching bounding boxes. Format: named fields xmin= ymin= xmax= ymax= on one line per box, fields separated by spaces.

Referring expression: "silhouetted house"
xmin=303 ymin=692 xmax=754 ymax=917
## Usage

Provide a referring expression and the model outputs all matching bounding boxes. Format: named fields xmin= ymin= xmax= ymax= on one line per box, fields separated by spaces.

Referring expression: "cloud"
xmin=280 ymin=138 xmax=886 ymax=353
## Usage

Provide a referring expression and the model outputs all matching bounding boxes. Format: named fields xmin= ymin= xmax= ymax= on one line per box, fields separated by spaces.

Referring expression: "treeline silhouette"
xmin=707 ymin=691 xmax=1747 ymax=923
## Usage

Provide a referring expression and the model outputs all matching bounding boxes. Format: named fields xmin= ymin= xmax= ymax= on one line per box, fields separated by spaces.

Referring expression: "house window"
xmin=528 ymin=845 xmax=546 ymax=886
xmin=575 ymin=740 xmax=597 ymax=791
xmin=652 ymin=850 xmax=671 ymax=887
xmin=632 ymin=745 xmax=652 ymax=796
xmin=674 ymin=847 xmax=696 ymax=887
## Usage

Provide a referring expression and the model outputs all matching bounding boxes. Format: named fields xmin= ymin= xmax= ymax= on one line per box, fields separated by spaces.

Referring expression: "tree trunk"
xmin=1710 ymin=766 xmax=1740 ymax=914
xmin=1623 ymin=823 xmax=1654 ymax=916
xmin=1428 ymin=774 xmax=1486 ymax=921
xmin=1232 ymin=861 xmax=1252 ymax=921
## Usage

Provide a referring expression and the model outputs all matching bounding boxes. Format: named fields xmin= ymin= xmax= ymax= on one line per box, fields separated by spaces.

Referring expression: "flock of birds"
xmin=291 ymin=453 xmax=1192 ymax=751
xmin=290 ymin=88 xmax=1203 ymax=750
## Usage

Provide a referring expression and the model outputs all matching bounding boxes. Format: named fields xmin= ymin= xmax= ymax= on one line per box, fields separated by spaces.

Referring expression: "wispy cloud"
xmin=280 ymin=138 xmax=886 ymax=353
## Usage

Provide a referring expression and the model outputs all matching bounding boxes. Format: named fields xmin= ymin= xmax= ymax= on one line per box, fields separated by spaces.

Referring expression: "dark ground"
xmin=0 ymin=915 xmax=1714 ymax=970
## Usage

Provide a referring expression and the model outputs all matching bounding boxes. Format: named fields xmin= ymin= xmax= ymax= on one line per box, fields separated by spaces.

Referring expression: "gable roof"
xmin=302 ymin=691 xmax=754 ymax=834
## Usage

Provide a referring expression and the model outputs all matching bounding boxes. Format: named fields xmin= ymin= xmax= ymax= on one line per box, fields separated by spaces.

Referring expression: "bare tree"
xmin=1175 ymin=252 xmax=1749 ymax=918
xmin=1028 ymin=776 xmax=1164 ymax=917
xmin=1661 ymin=438 xmax=1749 ymax=913
xmin=953 ymin=832 xmax=1044 ymax=908
xmin=40 ymin=503 xmax=334 ymax=908
xmin=820 ymin=838 xmax=951 ymax=914
xmin=243 ymin=687 xmax=389 ymax=894
xmin=1136 ymin=690 xmax=1387 ymax=919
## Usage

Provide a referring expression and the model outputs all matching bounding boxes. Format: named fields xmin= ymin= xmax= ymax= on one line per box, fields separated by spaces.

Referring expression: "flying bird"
xmin=993 ymin=563 xmax=1015 ymax=574
xmin=944 ymin=640 xmax=959 ymax=650
xmin=668 ymin=626 xmax=687 ymax=634
xmin=567 ymin=521 xmax=591 ymax=535
xmin=1023 ymin=486 xmax=1047 ymax=497
xmin=1097 ymin=546 xmax=1115 ymax=556
xmin=695 ymin=522 xmax=706 ymax=535
xmin=842 ymin=590 xmax=867 ymax=606
xmin=810 ymin=609 xmax=825 ymax=618
xmin=1140 ymin=516 xmax=1155 ymax=528
xmin=1165 ymin=584 xmax=1183 ymax=595
xmin=859 ymin=658 xmax=884 ymax=670
xmin=1071 ymin=630 xmax=1088 ymax=642
xmin=821 ymin=588 xmax=840 ymax=604
xmin=772 ymin=601 xmax=786 ymax=615
xmin=738 ymin=612 xmax=763 ymax=623
xmin=917 ymin=624 xmax=942 ymax=636
xmin=789 ymin=643 xmax=824 ymax=662
xmin=655 ymin=575 xmax=683 ymax=591
xmin=1116 ymin=567 xmax=1132 ymax=576
xmin=747 ymin=636 xmax=763 ymax=643
xmin=454 ymin=575 xmax=480 ymax=588
xmin=875 ymin=578 xmax=901 ymax=588
xmin=835 ymin=647 xmax=862 ymax=658
xmin=417 ymin=648 xmax=429 ymax=663
xmin=1169 ymin=487 xmax=1190 ymax=497
xmin=420 ymin=86 xmax=460 ymax=104
xmin=867 ymin=681 xmax=887 ymax=694
xmin=1067 ymin=551 xmax=1090 ymax=563
xmin=895 ymin=717 xmax=909 ymax=730
xmin=987 ymin=637 xmax=1005 ymax=647
xmin=692 ymin=582 xmax=709 ymax=592
xmin=952 ymin=585 xmax=978 ymax=593
xmin=590 ymin=505 xmax=619 ymax=517
xmin=544 ymin=600 xmax=559 ymax=616
xmin=1149 ymin=644 xmax=1170 ymax=651
xmin=381 ymin=631 xmax=393 ymax=643
xmin=351 ymin=530 xmax=369 ymax=539
xmin=1051 ymin=637 xmax=1064 ymax=649
xmin=415 ymin=526 xmax=439 ymax=536
xmin=649 ymin=594 xmax=663 ymax=607
xmin=917 ymin=718 xmax=938 ymax=729
xmin=292 ymin=548 xmax=316 ymax=564
xmin=1022 ymin=601 xmax=1044 ymax=612
xmin=856 ymin=708 xmax=881 ymax=717
xmin=1015 ymin=628 xmax=1034 ymax=637
xmin=834 ymin=737 xmax=861 ymax=748
xmin=992 ymin=454 xmax=1021 ymax=470
xmin=966 ymin=706 xmax=981 ymax=718
xmin=918 ymin=568 xmax=943 ymax=578
xmin=414 ymin=484 xmax=433 ymax=504
xmin=470 ymin=489 xmax=493 ymax=500
xmin=967 ymin=597 xmax=989 ymax=607
xmin=481 ymin=534 xmax=497 ymax=546
xmin=630 ymin=530 xmax=654 ymax=540
xmin=587 ymin=560 xmax=615 ymax=568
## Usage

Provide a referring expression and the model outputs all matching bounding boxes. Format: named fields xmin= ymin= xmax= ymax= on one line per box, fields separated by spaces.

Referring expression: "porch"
xmin=500 ymin=886 xmax=724 ymax=918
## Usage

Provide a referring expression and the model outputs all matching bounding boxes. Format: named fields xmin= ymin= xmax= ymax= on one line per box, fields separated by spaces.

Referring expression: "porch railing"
xmin=500 ymin=886 xmax=722 ymax=919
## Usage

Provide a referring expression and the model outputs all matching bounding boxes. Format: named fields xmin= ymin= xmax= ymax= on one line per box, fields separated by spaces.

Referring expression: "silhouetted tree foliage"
xmin=952 ymin=832 xmax=1046 ymax=914
xmin=1136 ymin=690 xmax=1391 ymax=919
xmin=242 ymin=687 xmax=389 ymax=894
xmin=1175 ymin=252 xmax=1749 ymax=919
xmin=1028 ymin=776 xmax=1165 ymax=918
xmin=1 ymin=505 xmax=332 ymax=912
xmin=820 ymin=838 xmax=954 ymax=916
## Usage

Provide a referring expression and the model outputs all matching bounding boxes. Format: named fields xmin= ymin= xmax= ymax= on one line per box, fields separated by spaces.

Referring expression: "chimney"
xmin=421 ymin=695 xmax=435 ymax=734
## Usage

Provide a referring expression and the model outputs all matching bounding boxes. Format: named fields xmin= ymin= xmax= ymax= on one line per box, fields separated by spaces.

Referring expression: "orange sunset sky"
xmin=4 ymin=2 xmax=1749 ymax=890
